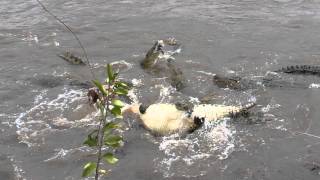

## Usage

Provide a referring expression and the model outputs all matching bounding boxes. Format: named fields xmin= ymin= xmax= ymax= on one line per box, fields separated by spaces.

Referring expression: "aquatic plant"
xmin=35 ymin=1 xmax=129 ymax=178
xmin=83 ymin=64 xmax=130 ymax=179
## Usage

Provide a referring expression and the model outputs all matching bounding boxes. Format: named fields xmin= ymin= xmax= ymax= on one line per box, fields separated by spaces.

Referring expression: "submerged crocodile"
xmin=276 ymin=65 xmax=320 ymax=75
xmin=213 ymin=64 xmax=320 ymax=90
xmin=28 ymin=73 xmax=92 ymax=89
xmin=212 ymin=73 xmax=309 ymax=90
xmin=167 ymin=60 xmax=187 ymax=91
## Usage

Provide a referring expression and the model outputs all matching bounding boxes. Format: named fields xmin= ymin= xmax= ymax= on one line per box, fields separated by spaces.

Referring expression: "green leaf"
xmin=107 ymin=64 xmax=114 ymax=82
xmin=103 ymin=122 xmax=120 ymax=132
xmin=83 ymin=130 xmax=98 ymax=147
xmin=103 ymin=122 xmax=121 ymax=136
xmin=112 ymin=99 xmax=124 ymax=108
xmin=82 ymin=162 xmax=97 ymax=177
xmin=104 ymin=135 xmax=122 ymax=146
xmin=111 ymin=106 xmax=122 ymax=118
xmin=103 ymin=153 xmax=119 ymax=165
xmin=92 ymin=80 xmax=108 ymax=96
xmin=115 ymin=82 xmax=129 ymax=89
xmin=114 ymin=88 xmax=128 ymax=95
xmin=83 ymin=137 xmax=97 ymax=147
xmin=110 ymin=142 xmax=121 ymax=148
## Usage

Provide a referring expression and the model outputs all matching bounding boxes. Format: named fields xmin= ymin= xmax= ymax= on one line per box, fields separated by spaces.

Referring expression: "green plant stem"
xmin=94 ymin=114 xmax=105 ymax=180
xmin=95 ymin=82 xmax=111 ymax=180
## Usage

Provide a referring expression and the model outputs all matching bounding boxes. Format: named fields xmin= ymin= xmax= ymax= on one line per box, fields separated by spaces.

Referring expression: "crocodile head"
xmin=141 ymin=40 xmax=165 ymax=69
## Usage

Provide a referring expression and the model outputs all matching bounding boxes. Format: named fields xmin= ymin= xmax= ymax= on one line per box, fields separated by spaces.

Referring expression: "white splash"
xmin=309 ymin=83 xmax=320 ymax=88
xmin=54 ymin=41 xmax=60 ymax=47
xmin=14 ymin=88 xmax=94 ymax=146
xmin=197 ymin=71 xmax=216 ymax=76
xmin=21 ymin=32 xmax=38 ymax=44
xmin=9 ymin=156 xmax=27 ymax=180
xmin=155 ymin=119 xmax=236 ymax=177
xmin=261 ymin=103 xmax=281 ymax=113
xmin=156 ymin=84 xmax=176 ymax=102
xmin=127 ymin=88 xmax=139 ymax=104
xmin=186 ymin=60 xmax=200 ymax=64
xmin=34 ymin=89 xmax=48 ymax=105
xmin=44 ymin=147 xmax=94 ymax=162
xmin=131 ymin=78 xmax=143 ymax=87
xmin=111 ymin=60 xmax=134 ymax=71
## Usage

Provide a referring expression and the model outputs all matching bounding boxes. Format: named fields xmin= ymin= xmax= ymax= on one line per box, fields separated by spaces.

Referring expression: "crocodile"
xmin=276 ymin=65 xmax=320 ymax=75
xmin=58 ymin=51 xmax=86 ymax=65
xmin=141 ymin=38 xmax=186 ymax=90
xmin=212 ymin=74 xmax=309 ymax=91
xmin=141 ymin=40 xmax=315 ymax=92
xmin=141 ymin=40 xmax=165 ymax=69
xmin=213 ymin=75 xmax=247 ymax=90
xmin=141 ymin=38 xmax=181 ymax=69
xmin=140 ymin=40 xmax=316 ymax=92
xmin=167 ymin=60 xmax=187 ymax=91
xmin=27 ymin=74 xmax=92 ymax=89
xmin=212 ymin=64 xmax=320 ymax=90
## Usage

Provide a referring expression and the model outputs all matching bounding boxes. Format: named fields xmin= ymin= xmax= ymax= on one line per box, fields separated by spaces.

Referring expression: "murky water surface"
xmin=1 ymin=0 xmax=320 ymax=179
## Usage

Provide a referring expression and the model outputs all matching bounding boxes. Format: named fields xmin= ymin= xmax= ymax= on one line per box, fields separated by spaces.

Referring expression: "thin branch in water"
xmin=35 ymin=0 xmax=96 ymax=79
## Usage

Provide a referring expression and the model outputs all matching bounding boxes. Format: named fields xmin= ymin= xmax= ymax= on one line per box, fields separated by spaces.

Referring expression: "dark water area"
xmin=1 ymin=0 xmax=320 ymax=179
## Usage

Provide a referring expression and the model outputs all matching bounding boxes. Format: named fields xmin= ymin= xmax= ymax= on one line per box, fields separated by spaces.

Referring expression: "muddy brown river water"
xmin=1 ymin=0 xmax=320 ymax=179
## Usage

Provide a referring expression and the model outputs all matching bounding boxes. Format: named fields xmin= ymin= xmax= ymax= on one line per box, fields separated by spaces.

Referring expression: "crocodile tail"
xmin=241 ymin=102 xmax=256 ymax=111
xmin=230 ymin=102 xmax=256 ymax=118
xmin=276 ymin=65 xmax=320 ymax=75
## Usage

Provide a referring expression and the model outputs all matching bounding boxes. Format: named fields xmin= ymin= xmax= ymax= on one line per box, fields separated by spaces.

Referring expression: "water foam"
xmin=154 ymin=119 xmax=236 ymax=178
xmin=14 ymin=87 xmax=95 ymax=147
xmin=9 ymin=156 xmax=27 ymax=180
xmin=309 ymin=83 xmax=320 ymax=89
